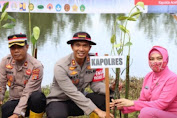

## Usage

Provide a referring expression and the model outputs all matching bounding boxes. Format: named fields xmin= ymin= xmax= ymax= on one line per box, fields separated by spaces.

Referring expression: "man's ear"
xmin=89 ymin=46 xmax=92 ymax=51
xmin=26 ymin=44 xmax=29 ymax=50
xmin=71 ymin=44 xmax=74 ymax=50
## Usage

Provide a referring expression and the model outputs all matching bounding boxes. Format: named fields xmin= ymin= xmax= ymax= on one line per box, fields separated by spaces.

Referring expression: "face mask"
xmin=149 ymin=61 xmax=167 ymax=72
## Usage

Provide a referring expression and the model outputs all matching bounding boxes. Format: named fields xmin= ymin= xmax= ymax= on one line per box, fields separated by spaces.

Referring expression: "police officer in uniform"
xmin=0 ymin=34 xmax=46 ymax=118
xmin=46 ymin=32 xmax=114 ymax=118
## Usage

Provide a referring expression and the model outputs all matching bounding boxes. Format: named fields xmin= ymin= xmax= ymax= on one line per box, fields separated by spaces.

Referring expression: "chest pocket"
xmin=84 ymin=70 xmax=96 ymax=83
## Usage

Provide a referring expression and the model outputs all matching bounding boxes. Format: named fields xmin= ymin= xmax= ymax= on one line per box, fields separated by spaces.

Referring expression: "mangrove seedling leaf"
xmin=136 ymin=2 xmax=144 ymax=9
xmin=114 ymin=43 xmax=122 ymax=48
xmin=111 ymin=34 xmax=116 ymax=44
xmin=8 ymin=15 xmax=16 ymax=22
xmin=117 ymin=16 xmax=128 ymax=21
xmin=119 ymin=25 xmax=129 ymax=33
xmin=124 ymin=42 xmax=133 ymax=46
xmin=33 ymin=26 xmax=40 ymax=40
xmin=2 ymin=23 xmax=15 ymax=29
xmin=130 ymin=11 xmax=141 ymax=18
xmin=31 ymin=34 xmax=37 ymax=45
xmin=117 ymin=48 xmax=123 ymax=55
xmin=127 ymin=17 xmax=136 ymax=21
xmin=2 ymin=2 xmax=9 ymax=13
xmin=0 ymin=12 xmax=8 ymax=21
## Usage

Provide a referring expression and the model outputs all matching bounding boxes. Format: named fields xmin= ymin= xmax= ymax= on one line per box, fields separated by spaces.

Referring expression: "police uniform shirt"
xmin=0 ymin=53 xmax=43 ymax=116
xmin=47 ymin=53 xmax=105 ymax=115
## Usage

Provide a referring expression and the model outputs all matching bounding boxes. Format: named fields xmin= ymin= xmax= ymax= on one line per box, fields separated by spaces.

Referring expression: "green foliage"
xmin=33 ymin=26 xmax=40 ymax=40
xmin=111 ymin=2 xmax=144 ymax=56
xmin=0 ymin=2 xmax=16 ymax=30
xmin=110 ymin=2 xmax=144 ymax=118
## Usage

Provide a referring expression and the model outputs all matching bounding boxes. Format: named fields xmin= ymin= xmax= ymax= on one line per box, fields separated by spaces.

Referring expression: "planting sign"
xmin=90 ymin=56 xmax=124 ymax=68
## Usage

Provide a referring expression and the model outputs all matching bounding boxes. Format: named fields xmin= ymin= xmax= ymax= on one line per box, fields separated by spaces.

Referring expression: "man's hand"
xmin=8 ymin=114 xmax=19 ymax=118
xmin=94 ymin=108 xmax=114 ymax=118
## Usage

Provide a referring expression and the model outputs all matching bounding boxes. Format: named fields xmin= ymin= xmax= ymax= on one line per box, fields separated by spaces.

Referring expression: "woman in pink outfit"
xmin=110 ymin=46 xmax=177 ymax=118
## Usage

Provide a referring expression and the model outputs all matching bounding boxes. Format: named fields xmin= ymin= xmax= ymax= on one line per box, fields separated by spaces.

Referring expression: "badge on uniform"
xmin=70 ymin=71 xmax=78 ymax=75
xmin=7 ymin=75 xmax=13 ymax=87
xmin=87 ymin=65 xmax=91 ymax=70
xmin=24 ymin=80 xmax=28 ymax=85
xmin=72 ymin=59 xmax=76 ymax=66
xmin=24 ymin=61 xmax=28 ymax=66
xmin=6 ymin=64 xmax=13 ymax=69
xmin=26 ymin=69 xmax=31 ymax=75
xmin=69 ymin=66 xmax=76 ymax=71
xmin=72 ymin=79 xmax=79 ymax=85
xmin=31 ymin=68 xmax=40 ymax=80
xmin=92 ymin=68 xmax=104 ymax=82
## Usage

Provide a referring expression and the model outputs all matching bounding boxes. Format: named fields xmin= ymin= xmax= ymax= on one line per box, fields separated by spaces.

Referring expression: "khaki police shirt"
xmin=47 ymin=53 xmax=105 ymax=115
xmin=0 ymin=53 xmax=43 ymax=116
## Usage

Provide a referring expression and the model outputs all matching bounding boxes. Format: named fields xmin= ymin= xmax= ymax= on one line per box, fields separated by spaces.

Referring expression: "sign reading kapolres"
xmin=90 ymin=56 xmax=124 ymax=68
xmin=135 ymin=0 xmax=177 ymax=5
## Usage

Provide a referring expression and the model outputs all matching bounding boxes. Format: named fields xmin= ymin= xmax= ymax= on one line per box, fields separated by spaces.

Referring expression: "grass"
xmin=0 ymin=77 xmax=143 ymax=118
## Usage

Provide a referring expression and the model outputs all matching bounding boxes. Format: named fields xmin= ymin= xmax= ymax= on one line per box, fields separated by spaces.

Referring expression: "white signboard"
xmin=90 ymin=56 xmax=124 ymax=68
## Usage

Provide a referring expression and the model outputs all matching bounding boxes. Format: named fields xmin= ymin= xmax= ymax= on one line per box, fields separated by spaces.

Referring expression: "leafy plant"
xmin=111 ymin=2 xmax=144 ymax=118
xmin=0 ymin=2 xmax=16 ymax=30
xmin=28 ymin=0 xmax=40 ymax=58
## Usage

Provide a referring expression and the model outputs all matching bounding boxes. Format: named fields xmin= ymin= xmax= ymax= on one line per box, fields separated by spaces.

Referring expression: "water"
xmin=0 ymin=13 xmax=177 ymax=86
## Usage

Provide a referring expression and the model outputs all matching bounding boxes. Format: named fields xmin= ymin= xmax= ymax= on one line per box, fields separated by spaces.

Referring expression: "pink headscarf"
xmin=148 ymin=46 xmax=168 ymax=73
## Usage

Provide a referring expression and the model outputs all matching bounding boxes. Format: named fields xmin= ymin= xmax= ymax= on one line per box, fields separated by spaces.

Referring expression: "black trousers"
xmin=1 ymin=91 xmax=46 ymax=118
xmin=46 ymin=93 xmax=106 ymax=118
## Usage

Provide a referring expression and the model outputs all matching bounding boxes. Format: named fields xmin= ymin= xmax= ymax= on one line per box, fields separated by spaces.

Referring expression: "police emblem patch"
xmin=26 ymin=69 xmax=31 ymax=75
xmin=6 ymin=64 xmax=13 ymax=69
xmin=69 ymin=66 xmax=76 ymax=71
xmin=70 ymin=71 xmax=78 ymax=75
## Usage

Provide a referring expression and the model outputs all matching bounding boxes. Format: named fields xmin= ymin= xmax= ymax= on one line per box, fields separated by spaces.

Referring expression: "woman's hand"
xmin=110 ymin=98 xmax=134 ymax=109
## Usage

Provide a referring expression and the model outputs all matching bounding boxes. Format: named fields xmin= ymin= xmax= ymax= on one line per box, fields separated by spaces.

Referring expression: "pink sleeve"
xmin=134 ymin=76 xmax=177 ymax=111
xmin=121 ymin=73 xmax=156 ymax=114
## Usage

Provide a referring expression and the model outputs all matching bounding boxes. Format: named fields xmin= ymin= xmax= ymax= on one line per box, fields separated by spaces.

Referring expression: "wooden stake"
xmin=105 ymin=54 xmax=110 ymax=118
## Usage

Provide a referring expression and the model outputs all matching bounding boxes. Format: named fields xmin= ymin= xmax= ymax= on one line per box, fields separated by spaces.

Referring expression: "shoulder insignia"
xmin=72 ymin=59 xmax=76 ymax=66
xmin=69 ymin=66 xmax=76 ymax=71
xmin=26 ymin=69 xmax=31 ymax=75
xmin=70 ymin=71 xmax=78 ymax=75
xmin=32 ymin=74 xmax=39 ymax=80
xmin=6 ymin=64 xmax=13 ymax=69
xmin=32 ymin=68 xmax=40 ymax=74
xmin=24 ymin=61 xmax=28 ymax=66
